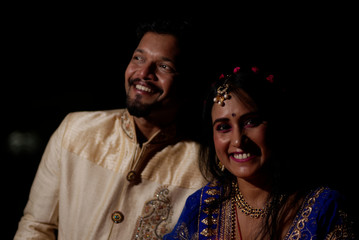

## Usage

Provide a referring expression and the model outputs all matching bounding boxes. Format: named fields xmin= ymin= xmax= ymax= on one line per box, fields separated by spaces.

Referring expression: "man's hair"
xmin=136 ymin=16 xmax=193 ymax=43
xmin=135 ymin=16 xmax=196 ymax=77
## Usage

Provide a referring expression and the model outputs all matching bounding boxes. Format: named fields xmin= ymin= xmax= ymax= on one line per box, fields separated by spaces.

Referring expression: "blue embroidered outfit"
xmin=164 ymin=181 xmax=355 ymax=240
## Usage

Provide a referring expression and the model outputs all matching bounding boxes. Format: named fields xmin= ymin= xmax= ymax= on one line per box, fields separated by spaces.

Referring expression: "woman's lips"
xmin=229 ymin=152 xmax=255 ymax=162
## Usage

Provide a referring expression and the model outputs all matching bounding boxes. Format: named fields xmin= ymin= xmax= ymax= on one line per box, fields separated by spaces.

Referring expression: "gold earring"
xmin=216 ymin=156 xmax=225 ymax=172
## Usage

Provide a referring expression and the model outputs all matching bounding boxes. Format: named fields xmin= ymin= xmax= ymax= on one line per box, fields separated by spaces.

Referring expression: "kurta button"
xmin=111 ymin=211 xmax=124 ymax=223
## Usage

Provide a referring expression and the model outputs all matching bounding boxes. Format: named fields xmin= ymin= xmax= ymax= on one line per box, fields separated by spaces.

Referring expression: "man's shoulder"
xmin=58 ymin=108 xmax=128 ymax=138
xmin=65 ymin=108 xmax=125 ymax=121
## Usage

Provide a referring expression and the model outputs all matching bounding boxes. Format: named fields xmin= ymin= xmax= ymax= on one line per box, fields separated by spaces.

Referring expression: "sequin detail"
xmin=132 ymin=186 xmax=173 ymax=239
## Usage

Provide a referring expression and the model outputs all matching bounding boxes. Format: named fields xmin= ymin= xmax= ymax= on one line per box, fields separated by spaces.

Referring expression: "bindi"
xmin=231 ymin=113 xmax=236 ymax=117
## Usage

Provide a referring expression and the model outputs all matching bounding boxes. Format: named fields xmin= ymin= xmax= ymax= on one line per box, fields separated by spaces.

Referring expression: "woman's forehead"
xmin=211 ymin=94 xmax=253 ymax=119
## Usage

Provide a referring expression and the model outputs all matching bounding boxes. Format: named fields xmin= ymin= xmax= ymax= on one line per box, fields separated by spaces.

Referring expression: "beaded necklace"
xmin=232 ymin=181 xmax=269 ymax=219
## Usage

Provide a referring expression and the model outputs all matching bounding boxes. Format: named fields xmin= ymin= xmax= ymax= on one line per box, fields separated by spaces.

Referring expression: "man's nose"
xmin=138 ymin=63 xmax=156 ymax=80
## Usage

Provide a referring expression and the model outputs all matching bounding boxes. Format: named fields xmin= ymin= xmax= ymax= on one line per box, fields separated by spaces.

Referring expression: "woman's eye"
xmin=243 ymin=118 xmax=262 ymax=128
xmin=215 ymin=123 xmax=231 ymax=132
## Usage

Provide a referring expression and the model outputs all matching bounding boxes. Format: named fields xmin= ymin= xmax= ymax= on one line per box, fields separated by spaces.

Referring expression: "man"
xmin=14 ymin=17 xmax=208 ymax=239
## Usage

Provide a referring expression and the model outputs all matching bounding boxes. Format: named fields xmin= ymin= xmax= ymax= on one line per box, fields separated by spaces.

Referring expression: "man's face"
xmin=124 ymin=32 xmax=180 ymax=117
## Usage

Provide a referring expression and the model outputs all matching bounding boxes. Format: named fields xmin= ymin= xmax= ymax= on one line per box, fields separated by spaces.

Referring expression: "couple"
xmin=15 ymin=17 xmax=355 ymax=239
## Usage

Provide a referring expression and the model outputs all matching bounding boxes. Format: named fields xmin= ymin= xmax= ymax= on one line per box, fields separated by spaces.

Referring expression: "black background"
xmin=3 ymin=3 xmax=358 ymax=238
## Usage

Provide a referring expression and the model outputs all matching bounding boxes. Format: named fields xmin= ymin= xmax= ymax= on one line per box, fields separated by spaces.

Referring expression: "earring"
xmin=216 ymin=156 xmax=225 ymax=172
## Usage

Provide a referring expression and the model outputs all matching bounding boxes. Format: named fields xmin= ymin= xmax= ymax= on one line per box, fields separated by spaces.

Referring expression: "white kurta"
xmin=14 ymin=109 xmax=207 ymax=240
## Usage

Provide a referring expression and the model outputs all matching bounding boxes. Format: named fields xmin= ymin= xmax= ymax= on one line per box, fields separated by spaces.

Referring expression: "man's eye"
xmin=159 ymin=64 xmax=176 ymax=73
xmin=215 ymin=123 xmax=231 ymax=132
xmin=133 ymin=55 xmax=143 ymax=62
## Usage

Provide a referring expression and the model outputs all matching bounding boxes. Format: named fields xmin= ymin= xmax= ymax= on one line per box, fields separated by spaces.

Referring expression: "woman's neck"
xmin=236 ymin=177 xmax=272 ymax=208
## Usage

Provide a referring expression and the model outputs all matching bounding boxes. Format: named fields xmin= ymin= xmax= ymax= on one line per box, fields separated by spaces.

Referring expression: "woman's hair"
xmin=199 ymin=65 xmax=313 ymax=239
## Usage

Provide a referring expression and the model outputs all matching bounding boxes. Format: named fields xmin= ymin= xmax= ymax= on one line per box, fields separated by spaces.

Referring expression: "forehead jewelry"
xmin=213 ymin=76 xmax=231 ymax=106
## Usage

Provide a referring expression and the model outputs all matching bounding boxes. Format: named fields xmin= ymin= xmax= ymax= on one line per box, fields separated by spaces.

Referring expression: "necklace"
xmin=232 ymin=181 xmax=269 ymax=219
xmin=230 ymin=197 xmax=243 ymax=240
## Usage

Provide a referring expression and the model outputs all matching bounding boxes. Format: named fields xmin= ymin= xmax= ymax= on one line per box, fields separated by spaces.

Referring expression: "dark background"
xmin=3 ymin=3 xmax=358 ymax=238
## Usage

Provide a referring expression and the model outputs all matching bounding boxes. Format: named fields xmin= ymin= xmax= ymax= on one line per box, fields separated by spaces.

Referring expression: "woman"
xmin=164 ymin=66 xmax=355 ymax=239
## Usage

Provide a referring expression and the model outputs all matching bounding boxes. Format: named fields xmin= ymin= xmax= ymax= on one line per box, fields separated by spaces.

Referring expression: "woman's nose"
xmin=231 ymin=131 xmax=241 ymax=147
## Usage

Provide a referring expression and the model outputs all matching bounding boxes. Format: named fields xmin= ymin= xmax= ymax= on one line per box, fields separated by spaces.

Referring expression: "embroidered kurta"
xmin=14 ymin=109 xmax=207 ymax=240
xmin=164 ymin=181 xmax=355 ymax=240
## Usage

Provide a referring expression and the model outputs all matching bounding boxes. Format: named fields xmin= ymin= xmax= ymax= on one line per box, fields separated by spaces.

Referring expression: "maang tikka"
xmin=213 ymin=67 xmax=242 ymax=106
xmin=213 ymin=75 xmax=231 ymax=106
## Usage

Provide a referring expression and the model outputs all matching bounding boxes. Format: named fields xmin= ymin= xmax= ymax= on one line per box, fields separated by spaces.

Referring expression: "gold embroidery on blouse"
xmin=200 ymin=182 xmax=221 ymax=238
xmin=286 ymin=187 xmax=325 ymax=240
xmin=200 ymin=227 xmax=217 ymax=237
xmin=132 ymin=186 xmax=173 ymax=240
xmin=201 ymin=215 xmax=218 ymax=225
xmin=206 ymin=188 xmax=220 ymax=196
xmin=202 ymin=207 xmax=219 ymax=215
xmin=204 ymin=197 xmax=216 ymax=204
xmin=325 ymin=210 xmax=356 ymax=240
xmin=175 ymin=222 xmax=190 ymax=240
xmin=197 ymin=187 xmax=204 ymax=238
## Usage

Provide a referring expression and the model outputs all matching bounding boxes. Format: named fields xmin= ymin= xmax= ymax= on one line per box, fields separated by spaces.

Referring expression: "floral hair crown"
xmin=213 ymin=66 xmax=275 ymax=107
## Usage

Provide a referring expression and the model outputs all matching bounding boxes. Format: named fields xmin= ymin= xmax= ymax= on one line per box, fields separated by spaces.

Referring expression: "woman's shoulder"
xmin=305 ymin=186 xmax=345 ymax=209
xmin=187 ymin=181 xmax=222 ymax=201
xmin=299 ymin=186 xmax=356 ymax=239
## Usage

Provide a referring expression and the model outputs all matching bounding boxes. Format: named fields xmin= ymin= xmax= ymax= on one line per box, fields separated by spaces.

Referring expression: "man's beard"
xmin=126 ymin=94 xmax=156 ymax=118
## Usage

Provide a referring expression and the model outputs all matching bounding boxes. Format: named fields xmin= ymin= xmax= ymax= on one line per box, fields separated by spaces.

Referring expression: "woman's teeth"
xmin=233 ymin=152 xmax=251 ymax=160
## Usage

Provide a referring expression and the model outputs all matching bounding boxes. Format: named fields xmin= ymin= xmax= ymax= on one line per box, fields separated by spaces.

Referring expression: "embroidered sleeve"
xmin=285 ymin=187 xmax=357 ymax=240
xmin=317 ymin=188 xmax=356 ymax=239
xmin=324 ymin=210 xmax=356 ymax=240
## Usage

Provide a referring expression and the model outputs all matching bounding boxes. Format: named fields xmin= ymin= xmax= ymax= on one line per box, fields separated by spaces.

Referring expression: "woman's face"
xmin=211 ymin=93 xmax=271 ymax=181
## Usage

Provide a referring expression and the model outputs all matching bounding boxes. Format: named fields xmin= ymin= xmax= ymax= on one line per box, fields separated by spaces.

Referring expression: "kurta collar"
xmin=120 ymin=109 xmax=177 ymax=144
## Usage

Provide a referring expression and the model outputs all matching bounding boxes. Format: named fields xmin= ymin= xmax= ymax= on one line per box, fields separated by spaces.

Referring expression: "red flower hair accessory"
xmin=251 ymin=66 xmax=259 ymax=73
xmin=266 ymin=74 xmax=274 ymax=83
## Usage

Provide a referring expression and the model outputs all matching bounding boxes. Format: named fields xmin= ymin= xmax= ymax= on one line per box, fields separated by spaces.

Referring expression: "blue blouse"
xmin=164 ymin=181 xmax=355 ymax=239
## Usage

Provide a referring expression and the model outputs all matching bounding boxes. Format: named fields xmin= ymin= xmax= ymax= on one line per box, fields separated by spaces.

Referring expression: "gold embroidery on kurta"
xmin=132 ymin=186 xmax=173 ymax=240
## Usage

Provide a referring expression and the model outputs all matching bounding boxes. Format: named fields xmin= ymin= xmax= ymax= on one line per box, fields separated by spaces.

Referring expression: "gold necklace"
xmin=232 ymin=181 xmax=269 ymax=219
